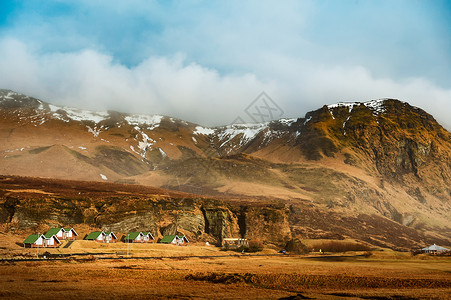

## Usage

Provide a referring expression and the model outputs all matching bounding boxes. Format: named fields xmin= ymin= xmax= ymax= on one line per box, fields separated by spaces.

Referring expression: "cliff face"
xmin=297 ymin=100 xmax=451 ymax=185
xmin=1 ymin=91 xmax=451 ymax=249
xmin=1 ymin=176 xmax=448 ymax=249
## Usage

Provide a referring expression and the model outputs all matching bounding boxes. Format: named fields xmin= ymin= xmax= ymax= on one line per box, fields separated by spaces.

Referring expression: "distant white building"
xmin=222 ymin=238 xmax=248 ymax=249
xmin=421 ymin=244 xmax=450 ymax=253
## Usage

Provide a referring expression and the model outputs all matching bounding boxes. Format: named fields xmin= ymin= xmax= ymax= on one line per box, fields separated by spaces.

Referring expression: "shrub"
xmin=284 ymin=239 xmax=309 ymax=254
xmin=248 ymin=240 xmax=263 ymax=252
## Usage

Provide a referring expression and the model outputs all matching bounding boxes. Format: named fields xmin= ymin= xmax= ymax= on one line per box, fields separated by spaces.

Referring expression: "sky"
xmin=0 ymin=0 xmax=450 ymax=128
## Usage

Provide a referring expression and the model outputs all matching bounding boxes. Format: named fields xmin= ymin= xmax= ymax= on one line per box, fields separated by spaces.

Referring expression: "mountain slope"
xmin=1 ymin=89 xmax=450 ymax=246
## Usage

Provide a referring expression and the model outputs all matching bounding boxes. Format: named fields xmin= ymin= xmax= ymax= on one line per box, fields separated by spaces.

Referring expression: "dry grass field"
xmin=0 ymin=241 xmax=450 ymax=299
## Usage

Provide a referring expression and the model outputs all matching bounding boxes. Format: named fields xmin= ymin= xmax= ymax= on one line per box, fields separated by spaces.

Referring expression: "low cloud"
xmin=0 ymin=38 xmax=450 ymax=130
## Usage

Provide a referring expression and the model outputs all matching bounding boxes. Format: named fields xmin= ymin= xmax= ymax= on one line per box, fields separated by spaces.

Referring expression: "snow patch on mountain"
xmin=87 ymin=125 xmax=105 ymax=137
xmin=134 ymin=126 xmax=155 ymax=158
xmin=48 ymin=104 xmax=109 ymax=123
xmin=217 ymin=123 xmax=267 ymax=148
xmin=158 ymin=148 xmax=167 ymax=158
xmin=327 ymin=99 xmax=387 ymax=115
xmin=278 ymin=118 xmax=296 ymax=126
xmin=193 ymin=126 xmax=215 ymax=135
xmin=125 ymin=114 xmax=163 ymax=130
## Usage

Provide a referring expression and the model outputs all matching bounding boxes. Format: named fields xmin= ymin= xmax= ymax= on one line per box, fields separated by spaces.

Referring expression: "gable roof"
xmin=45 ymin=228 xmax=63 ymax=236
xmin=125 ymin=232 xmax=142 ymax=240
xmin=104 ymin=231 xmax=117 ymax=239
xmin=422 ymin=244 xmax=450 ymax=251
xmin=160 ymin=235 xmax=177 ymax=243
xmin=85 ymin=231 xmax=104 ymax=240
xmin=46 ymin=235 xmax=61 ymax=244
xmin=23 ymin=234 xmax=43 ymax=244
xmin=64 ymin=228 xmax=78 ymax=235
xmin=142 ymin=232 xmax=154 ymax=238
xmin=44 ymin=232 xmax=57 ymax=239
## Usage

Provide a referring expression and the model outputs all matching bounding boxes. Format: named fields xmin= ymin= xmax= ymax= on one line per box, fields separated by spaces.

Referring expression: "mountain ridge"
xmin=1 ymin=89 xmax=450 ymax=248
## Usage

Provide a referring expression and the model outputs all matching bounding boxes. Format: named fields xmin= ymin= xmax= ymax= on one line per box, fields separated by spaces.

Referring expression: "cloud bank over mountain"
xmin=0 ymin=1 xmax=450 ymax=128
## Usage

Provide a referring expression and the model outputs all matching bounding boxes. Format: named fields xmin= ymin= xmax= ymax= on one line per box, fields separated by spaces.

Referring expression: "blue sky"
xmin=0 ymin=0 xmax=450 ymax=128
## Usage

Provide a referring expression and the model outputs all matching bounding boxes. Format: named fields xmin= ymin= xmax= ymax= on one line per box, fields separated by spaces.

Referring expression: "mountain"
xmin=1 ymin=89 xmax=450 ymax=248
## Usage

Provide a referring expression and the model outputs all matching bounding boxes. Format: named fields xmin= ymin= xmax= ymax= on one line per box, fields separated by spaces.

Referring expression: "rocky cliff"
xmin=1 ymin=176 xmax=448 ymax=249
xmin=1 ymin=90 xmax=450 ymax=248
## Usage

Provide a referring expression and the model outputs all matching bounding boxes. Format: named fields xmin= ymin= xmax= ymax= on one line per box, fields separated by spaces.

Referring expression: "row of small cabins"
xmin=23 ymin=228 xmax=189 ymax=248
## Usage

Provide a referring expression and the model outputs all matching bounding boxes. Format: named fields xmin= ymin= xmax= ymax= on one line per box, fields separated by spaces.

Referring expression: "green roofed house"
xmin=45 ymin=228 xmax=65 ymax=240
xmin=160 ymin=235 xmax=189 ymax=245
xmin=85 ymin=231 xmax=106 ymax=242
xmin=63 ymin=228 xmax=78 ymax=240
xmin=124 ymin=232 xmax=144 ymax=243
xmin=85 ymin=231 xmax=117 ymax=243
xmin=104 ymin=231 xmax=118 ymax=243
xmin=43 ymin=232 xmax=62 ymax=248
xmin=142 ymin=232 xmax=155 ymax=243
xmin=23 ymin=234 xmax=46 ymax=248
xmin=45 ymin=228 xmax=78 ymax=240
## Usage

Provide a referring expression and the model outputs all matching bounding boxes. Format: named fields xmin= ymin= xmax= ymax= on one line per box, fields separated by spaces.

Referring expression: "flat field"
xmin=0 ymin=244 xmax=450 ymax=299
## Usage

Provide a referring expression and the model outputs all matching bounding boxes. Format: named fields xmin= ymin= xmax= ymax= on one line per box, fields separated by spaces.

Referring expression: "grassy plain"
xmin=0 ymin=241 xmax=450 ymax=299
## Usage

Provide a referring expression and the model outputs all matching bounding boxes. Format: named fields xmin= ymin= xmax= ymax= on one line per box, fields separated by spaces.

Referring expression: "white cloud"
xmin=0 ymin=38 xmax=450 ymax=130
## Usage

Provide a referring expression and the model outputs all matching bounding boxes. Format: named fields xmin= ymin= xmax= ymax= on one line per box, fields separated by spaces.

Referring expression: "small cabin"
xmin=43 ymin=233 xmax=61 ymax=248
xmin=124 ymin=232 xmax=144 ymax=243
xmin=63 ymin=228 xmax=78 ymax=240
xmin=222 ymin=238 xmax=249 ymax=249
xmin=142 ymin=232 xmax=155 ymax=243
xmin=160 ymin=235 xmax=189 ymax=245
xmin=85 ymin=231 xmax=117 ymax=243
xmin=23 ymin=234 xmax=46 ymax=248
xmin=104 ymin=231 xmax=118 ymax=243
xmin=421 ymin=244 xmax=450 ymax=254
xmin=45 ymin=228 xmax=66 ymax=240
xmin=85 ymin=231 xmax=107 ymax=242
xmin=45 ymin=228 xmax=78 ymax=240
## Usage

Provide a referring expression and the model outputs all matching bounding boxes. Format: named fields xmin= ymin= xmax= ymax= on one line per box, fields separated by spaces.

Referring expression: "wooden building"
xmin=124 ymin=232 xmax=144 ymax=243
xmin=142 ymin=232 xmax=155 ymax=243
xmin=63 ymin=228 xmax=78 ymax=240
xmin=23 ymin=234 xmax=46 ymax=248
xmin=85 ymin=231 xmax=117 ymax=243
xmin=45 ymin=228 xmax=78 ymax=240
xmin=43 ymin=233 xmax=61 ymax=248
xmin=23 ymin=234 xmax=61 ymax=248
xmin=85 ymin=231 xmax=107 ymax=242
xmin=222 ymin=238 xmax=248 ymax=249
xmin=160 ymin=235 xmax=189 ymax=245
xmin=104 ymin=231 xmax=118 ymax=243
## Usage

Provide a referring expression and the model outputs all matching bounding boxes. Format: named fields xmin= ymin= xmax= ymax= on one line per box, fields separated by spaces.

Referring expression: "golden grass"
xmin=0 ymin=253 xmax=450 ymax=299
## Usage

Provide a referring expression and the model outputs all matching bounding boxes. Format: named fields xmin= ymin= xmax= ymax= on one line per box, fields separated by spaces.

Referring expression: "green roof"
xmin=104 ymin=231 xmax=117 ymax=239
xmin=45 ymin=228 xmax=62 ymax=237
xmin=160 ymin=235 xmax=177 ymax=243
xmin=44 ymin=232 xmax=54 ymax=239
xmin=23 ymin=234 xmax=41 ymax=244
xmin=64 ymin=228 xmax=78 ymax=236
xmin=85 ymin=231 xmax=103 ymax=240
xmin=125 ymin=232 xmax=142 ymax=240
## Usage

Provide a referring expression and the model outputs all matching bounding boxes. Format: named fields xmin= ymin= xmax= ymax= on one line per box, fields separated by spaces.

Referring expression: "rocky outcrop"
xmin=240 ymin=205 xmax=292 ymax=244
